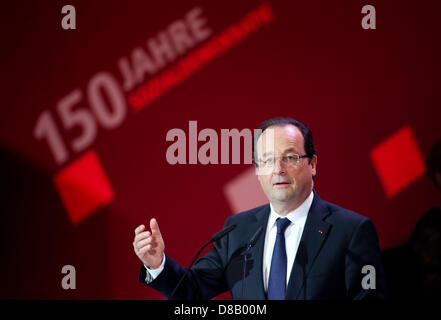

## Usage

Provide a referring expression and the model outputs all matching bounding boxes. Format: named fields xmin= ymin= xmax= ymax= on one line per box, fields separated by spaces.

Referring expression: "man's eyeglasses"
xmin=256 ymin=154 xmax=309 ymax=168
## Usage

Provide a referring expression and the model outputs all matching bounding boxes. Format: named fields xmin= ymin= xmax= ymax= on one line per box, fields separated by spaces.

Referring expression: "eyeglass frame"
xmin=254 ymin=153 xmax=311 ymax=168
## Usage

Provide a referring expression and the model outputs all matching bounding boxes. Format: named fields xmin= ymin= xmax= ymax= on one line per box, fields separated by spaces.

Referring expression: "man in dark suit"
xmin=133 ymin=117 xmax=387 ymax=300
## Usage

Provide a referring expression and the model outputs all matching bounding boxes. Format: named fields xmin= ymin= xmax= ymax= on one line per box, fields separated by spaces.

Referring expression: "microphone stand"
xmin=242 ymin=242 xmax=253 ymax=299
xmin=241 ymin=227 xmax=264 ymax=299
xmin=170 ymin=239 xmax=212 ymax=298
xmin=169 ymin=224 xmax=236 ymax=299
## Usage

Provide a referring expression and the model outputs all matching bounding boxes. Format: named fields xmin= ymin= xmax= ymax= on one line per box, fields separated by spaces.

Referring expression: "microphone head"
xmin=249 ymin=226 xmax=264 ymax=247
xmin=212 ymin=224 xmax=237 ymax=242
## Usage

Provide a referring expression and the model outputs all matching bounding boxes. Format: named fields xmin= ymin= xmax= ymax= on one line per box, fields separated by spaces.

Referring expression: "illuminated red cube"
xmin=54 ymin=150 xmax=114 ymax=224
xmin=370 ymin=126 xmax=425 ymax=198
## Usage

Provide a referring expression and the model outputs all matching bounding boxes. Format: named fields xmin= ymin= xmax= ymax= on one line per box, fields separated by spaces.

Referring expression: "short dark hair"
xmin=426 ymin=139 xmax=441 ymax=190
xmin=253 ymin=117 xmax=317 ymax=163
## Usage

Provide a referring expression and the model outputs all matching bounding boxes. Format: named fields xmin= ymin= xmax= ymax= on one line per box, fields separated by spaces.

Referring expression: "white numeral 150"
xmin=34 ymin=72 xmax=127 ymax=164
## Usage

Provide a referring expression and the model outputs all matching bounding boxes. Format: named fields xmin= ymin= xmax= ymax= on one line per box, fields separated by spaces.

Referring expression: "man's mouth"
xmin=273 ymin=182 xmax=290 ymax=186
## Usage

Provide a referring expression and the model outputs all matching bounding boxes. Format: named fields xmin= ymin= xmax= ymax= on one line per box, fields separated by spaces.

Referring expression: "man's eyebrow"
xmin=261 ymin=148 xmax=301 ymax=158
xmin=283 ymin=147 xmax=300 ymax=154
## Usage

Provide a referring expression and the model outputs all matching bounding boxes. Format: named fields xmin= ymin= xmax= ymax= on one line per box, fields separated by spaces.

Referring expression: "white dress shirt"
xmin=144 ymin=253 xmax=166 ymax=283
xmin=262 ymin=191 xmax=313 ymax=292
xmin=145 ymin=191 xmax=314 ymax=288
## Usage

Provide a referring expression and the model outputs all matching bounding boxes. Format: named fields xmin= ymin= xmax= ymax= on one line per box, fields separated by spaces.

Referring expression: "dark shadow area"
xmin=382 ymin=139 xmax=441 ymax=300
xmin=0 ymin=147 xmax=111 ymax=299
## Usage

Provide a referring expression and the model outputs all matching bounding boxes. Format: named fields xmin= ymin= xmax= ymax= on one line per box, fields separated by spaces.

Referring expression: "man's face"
xmin=256 ymin=125 xmax=317 ymax=206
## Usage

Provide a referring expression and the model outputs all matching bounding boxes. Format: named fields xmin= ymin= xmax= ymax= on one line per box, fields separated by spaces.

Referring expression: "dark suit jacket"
xmin=139 ymin=191 xmax=387 ymax=300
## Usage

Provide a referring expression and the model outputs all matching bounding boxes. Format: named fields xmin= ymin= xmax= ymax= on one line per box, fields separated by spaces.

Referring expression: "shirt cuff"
xmin=144 ymin=253 xmax=166 ymax=282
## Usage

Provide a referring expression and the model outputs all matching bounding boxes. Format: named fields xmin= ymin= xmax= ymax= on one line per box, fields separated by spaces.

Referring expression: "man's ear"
xmin=310 ymin=155 xmax=317 ymax=176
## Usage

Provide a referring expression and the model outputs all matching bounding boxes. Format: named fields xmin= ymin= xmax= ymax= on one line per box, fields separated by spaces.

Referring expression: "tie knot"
xmin=276 ymin=218 xmax=291 ymax=235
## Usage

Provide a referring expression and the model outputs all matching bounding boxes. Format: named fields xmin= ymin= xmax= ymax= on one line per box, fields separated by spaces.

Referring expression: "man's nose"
xmin=272 ymin=157 xmax=286 ymax=174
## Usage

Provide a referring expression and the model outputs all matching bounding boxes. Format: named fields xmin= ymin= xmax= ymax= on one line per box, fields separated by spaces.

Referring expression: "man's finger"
xmin=150 ymin=218 xmax=161 ymax=236
xmin=136 ymin=238 xmax=150 ymax=249
xmin=135 ymin=224 xmax=145 ymax=235
xmin=139 ymin=246 xmax=149 ymax=254
xmin=138 ymin=236 xmax=158 ymax=250
xmin=135 ymin=231 xmax=151 ymax=242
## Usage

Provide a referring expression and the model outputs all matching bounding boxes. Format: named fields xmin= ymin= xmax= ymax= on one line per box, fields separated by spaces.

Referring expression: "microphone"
xmin=169 ymin=224 xmax=237 ymax=299
xmin=211 ymin=224 xmax=236 ymax=242
xmin=248 ymin=227 xmax=264 ymax=248
xmin=242 ymin=226 xmax=264 ymax=299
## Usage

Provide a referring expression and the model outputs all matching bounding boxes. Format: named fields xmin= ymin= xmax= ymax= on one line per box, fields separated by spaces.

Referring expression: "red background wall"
xmin=0 ymin=0 xmax=440 ymax=299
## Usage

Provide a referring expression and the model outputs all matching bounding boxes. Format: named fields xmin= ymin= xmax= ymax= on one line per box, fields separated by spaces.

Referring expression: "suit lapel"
xmin=285 ymin=191 xmax=331 ymax=299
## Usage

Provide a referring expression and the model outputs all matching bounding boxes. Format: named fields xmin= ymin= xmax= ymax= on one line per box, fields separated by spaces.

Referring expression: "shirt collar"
xmin=268 ymin=191 xmax=314 ymax=228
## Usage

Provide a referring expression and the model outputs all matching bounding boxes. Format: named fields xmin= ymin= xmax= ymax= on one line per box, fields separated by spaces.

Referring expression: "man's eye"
xmin=286 ymin=156 xmax=295 ymax=161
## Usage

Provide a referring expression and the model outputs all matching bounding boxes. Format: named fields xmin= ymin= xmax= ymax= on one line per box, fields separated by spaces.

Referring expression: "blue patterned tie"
xmin=268 ymin=217 xmax=291 ymax=300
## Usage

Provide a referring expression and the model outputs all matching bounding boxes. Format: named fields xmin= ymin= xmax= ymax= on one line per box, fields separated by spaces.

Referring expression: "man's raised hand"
xmin=133 ymin=218 xmax=165 ymax=269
